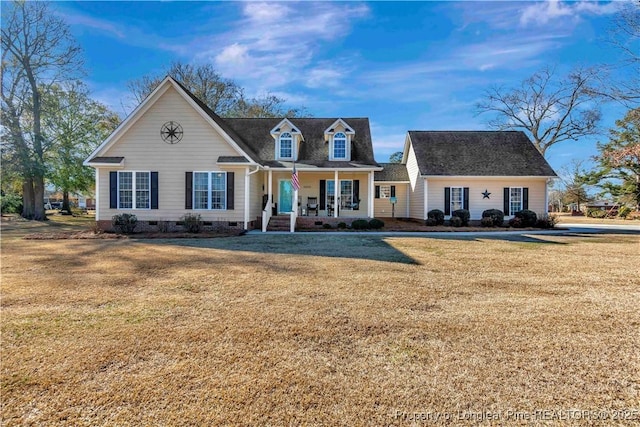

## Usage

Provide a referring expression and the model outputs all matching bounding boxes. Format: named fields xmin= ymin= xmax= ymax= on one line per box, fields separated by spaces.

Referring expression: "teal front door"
xmin=279 ymin=180 xmax=293 ymax=214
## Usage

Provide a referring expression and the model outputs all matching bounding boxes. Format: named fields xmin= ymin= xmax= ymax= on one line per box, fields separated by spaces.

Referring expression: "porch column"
xmin=423 ymin=178 xmax=428 ymax=220
xmin=333 ymin=170 xmax=339 ymax=218
xmin=268 ymin=169 xmax=273 ymax=208
xmin=368 ymin=171 xmax=374 ymax=218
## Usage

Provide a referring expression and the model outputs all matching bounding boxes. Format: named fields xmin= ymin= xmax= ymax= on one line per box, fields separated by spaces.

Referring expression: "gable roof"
xmin=85 ymin=76 xmax=260 ymax=166
xmin=407 ymin=131 xmax=556 ymax=177
xmin=375 ymin=163 xmax=410 ymax=181
xmin=223 ymin=118 xmax=379 ymax=168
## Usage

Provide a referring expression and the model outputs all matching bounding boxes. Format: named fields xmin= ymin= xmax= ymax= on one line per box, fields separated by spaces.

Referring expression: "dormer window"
xmin=279 ymin=132 xmax=293 ymax=159
xmin=333 ymin=132 xmax=347 ymax=159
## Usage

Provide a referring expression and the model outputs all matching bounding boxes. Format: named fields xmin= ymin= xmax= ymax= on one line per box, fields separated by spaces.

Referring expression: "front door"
xmin=279 ymin=180 xmax=293 ymax=214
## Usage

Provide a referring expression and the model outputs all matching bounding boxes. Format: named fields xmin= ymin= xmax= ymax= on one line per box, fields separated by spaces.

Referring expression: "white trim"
xmin=374 ymin=181 xmax=411 ymax=184
xmin=95 ymin=169 xmax=100 ymax=221
xmin=277 ymin=132 xmax=295 ymax=161
xmin=244 ymin=167 xmax=250 ymax=230
xmin=368 ymin=171 xmax=374 ymax=218
xmin=423 ymin=175 xmax=555 ymax=179
xmin=334 ymin=171 xmax=339 ymax=218
xmin=270 ymin=118 xmax=302 ymax=136
xmin=85 ymin=161 xmax=125 ymax=168
xmin=84 ymin=77 xmax=258 ymax=166
xmin=192 ymin=171 xmax=227 ymax=211
xmin=117 ymin=171 xmax=151 ymax=210
xmin=508 ymin=186 xmax=524 ymax=216
xmin=423 ymin=178 xmax=428 ymax=220
xmin=324 ymin=118 xmax=356 ymax=135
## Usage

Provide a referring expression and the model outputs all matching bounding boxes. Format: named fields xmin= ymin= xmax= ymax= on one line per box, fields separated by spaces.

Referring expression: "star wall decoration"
xmin=482 ymin=189 xmax=491 ymax=199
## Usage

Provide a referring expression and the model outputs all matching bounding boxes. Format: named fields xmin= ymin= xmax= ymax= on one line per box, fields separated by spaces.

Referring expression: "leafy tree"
xmin=586 ymin=108 xmax=640 ymax=210
xmin=43 ymin=82 xmax=120 ymax=212
xmin=388 ymin=151 xmax=403 ymax=163
xmin=127 ymin=61 xmax=307 ymax=118
xmin=1 ymin=0 xmax=83 ymax=220
xmin=558 ymin=160 xmax=592 ymax=211
xmin=476 ymin=66 xmax=603 ymax=156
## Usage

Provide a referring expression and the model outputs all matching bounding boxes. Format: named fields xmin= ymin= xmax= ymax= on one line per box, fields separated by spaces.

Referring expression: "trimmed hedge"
xmin=514 ymin=209 xmax=537 ymax=227
xmin=451 ymin=209 xmax=470 ymax=226
xmin=449 ymin=216 xmax=463 ymax=227
xmin=351 ymin=219 xmax=369 ymax=230
xmin=369 ymin=218 xmax=385 ymax=229
xmin=427 ymin=209 xmax=445 ymax=226
xmin=481 ymin=209 xmax=504 ymax=227
xmin=112 ymin=213 xmax=138 ymax=234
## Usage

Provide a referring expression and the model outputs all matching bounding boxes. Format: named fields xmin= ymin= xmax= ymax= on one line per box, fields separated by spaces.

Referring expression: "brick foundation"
xmin=96 ymin=218 xmax=259 ymax=233
xmin=296 ymin=217 xmax=369 ymax=229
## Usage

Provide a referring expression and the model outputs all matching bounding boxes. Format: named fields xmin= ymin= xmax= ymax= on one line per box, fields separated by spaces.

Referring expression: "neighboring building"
xmin=376 ymin=131 xmax=557 ymax=221
xmin=85 ymin=77 xmax=557 ymax=232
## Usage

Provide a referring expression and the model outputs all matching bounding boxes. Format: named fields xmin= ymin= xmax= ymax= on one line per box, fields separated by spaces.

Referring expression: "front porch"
xmin=260 ymin=167 xmax=377 ymax=232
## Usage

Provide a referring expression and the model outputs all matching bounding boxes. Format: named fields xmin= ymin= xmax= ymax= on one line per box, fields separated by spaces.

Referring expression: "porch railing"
xmin=261 ymin=199 xmax=272 ymax=232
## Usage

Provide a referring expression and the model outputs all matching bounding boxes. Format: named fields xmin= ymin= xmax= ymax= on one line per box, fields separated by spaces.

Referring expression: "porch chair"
xmin=307 ymin=197 xmax=319 ymax=216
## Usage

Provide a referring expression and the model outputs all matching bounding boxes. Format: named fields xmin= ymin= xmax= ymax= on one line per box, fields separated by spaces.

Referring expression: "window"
xmin=333 ymin=132 xmax=346 ymax=159
xmin=118 ymin=171 xmax=149 ymax=209
xmin=193 ymin=172 xmax=227 ymax=210
xmin=450 ymin=186 xmax=463 ymax=212
xmin=380 ymin=185 xmax=391 ymax=198
xmin=327 ymin=180 xmax=354 ymax=210
xmin=510 ymin=187 xmax=523 ymax=214
xmin=279 ymin=132 xmax=293 ymax=159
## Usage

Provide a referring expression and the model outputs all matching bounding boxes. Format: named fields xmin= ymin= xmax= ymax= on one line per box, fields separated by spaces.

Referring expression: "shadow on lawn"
xmin=157 ymin=234 xmax=422 ymax=265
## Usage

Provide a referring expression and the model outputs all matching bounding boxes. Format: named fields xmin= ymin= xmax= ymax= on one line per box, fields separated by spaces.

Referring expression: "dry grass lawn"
xmin=2 ymin=216 xmax=640 ymax=425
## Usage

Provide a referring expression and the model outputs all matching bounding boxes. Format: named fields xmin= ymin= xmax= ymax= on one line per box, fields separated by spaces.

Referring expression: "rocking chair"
xmin=307 ymin=197 xmax=319 ymax=216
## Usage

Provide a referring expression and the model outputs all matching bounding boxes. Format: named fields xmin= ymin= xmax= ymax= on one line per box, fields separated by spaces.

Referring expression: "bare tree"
xmin=1 ymin=1 xmax=83 ymax=220
xmin=476 ymin=67 xmax=603 ymax=157
xmin=127 ymin=61 xmax=307 ymax=118
xmin=606 ymin=0 xmax=640 ymax=103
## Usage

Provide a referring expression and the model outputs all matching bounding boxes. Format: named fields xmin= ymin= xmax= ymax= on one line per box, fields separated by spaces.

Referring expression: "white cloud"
xmin=61 ymin=12 xmax=126 ymax=38
xmin=520 ymin=0 xmax=622 ymax=27
xmin=215 ymin=43 xmax=250 ymax=67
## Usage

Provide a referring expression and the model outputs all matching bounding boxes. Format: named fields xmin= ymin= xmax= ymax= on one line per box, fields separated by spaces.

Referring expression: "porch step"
xmin=267 ymin=215 xmax=292 ymax=231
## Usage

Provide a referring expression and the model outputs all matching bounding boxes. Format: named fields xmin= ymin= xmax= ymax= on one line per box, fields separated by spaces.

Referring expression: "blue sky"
xmin=56 ymin=1 xmax=632 ymax=173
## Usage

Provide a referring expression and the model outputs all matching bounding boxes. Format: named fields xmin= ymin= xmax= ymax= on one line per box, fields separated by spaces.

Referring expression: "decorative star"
xmin=482 ymin=189 xmax=491 ymax=199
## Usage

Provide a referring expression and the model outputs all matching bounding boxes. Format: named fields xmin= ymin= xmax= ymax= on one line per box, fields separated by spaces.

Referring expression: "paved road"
xmin=249 ymin=223 xmax=640 ymax=236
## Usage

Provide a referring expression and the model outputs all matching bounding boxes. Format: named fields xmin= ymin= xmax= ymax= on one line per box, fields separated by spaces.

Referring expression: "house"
xmin=84 ymin=76 xmax=382 ymax=232
xmin=376 ymin=131 xmax=557 ymax=221
xmin=85 ymin=77 xmax=557 ymax=232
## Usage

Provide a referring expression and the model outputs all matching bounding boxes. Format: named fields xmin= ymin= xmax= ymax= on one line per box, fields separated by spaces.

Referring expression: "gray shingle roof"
xmin=375 ymin=163 xmax=410 ymax=181
xmin=217 ymin=156 xmax=249 ymax=163
xmin=87 ymin=156 xmax=124 ymax=164
xmin=408 ymin=131 xmax=557 ymax=176
xmin=223 ymin=118 xmax=379 ymax=167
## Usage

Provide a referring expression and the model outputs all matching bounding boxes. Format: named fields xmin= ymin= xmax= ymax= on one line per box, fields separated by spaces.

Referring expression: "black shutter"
xmin=523 ymin=187 xmax=529 ymax=210
xmin=375 ymin=185 xmax=380 ymax=199
xmin=463 ymin=187 xmax=469 ymax=210
xmin=185 ymin=172 xmax=193 ymax=209
xmin=320 ymin=180 xmax=326 ymax=210
xmin=227 ymin=172 xmax=234 ymax=210
xmin=391 ymin=185 xmax=396 ymax=198
xmin=110 ymin=171 xmax=117 ymax=209
xmin=503 ymin=188 xmax=510 ymax=215
xmin=444 ymin=187 xmax=451 ymax=215
xmin=151 ymin=172 xmax=159 ymax=209
xmin=353 ymin=180 xmax=360 ymax=210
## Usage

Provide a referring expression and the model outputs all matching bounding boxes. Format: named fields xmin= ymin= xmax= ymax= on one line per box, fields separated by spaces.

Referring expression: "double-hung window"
xmin=193 ymin=172 xmax=227 ymax=210
xmin=326 ymin=179 xmax=354 ymax=210
xmin=510 ymin=187 xmax=523 ymax=214
xmin=450 ymin=186 xmax=464 ymax=212
xmin=380 ymin=185 xmax=391 ymax=198
xmin=279 ymin=132 xmax=293 ymax=159
xmin=333 ymin=132 xmax=347 ymax=159
xmin=118 ymin=171 xmax=150 ymax=209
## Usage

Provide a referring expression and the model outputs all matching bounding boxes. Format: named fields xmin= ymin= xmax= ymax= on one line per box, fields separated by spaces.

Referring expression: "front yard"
xmin=1 ymin=216 xmax=639 ymax=425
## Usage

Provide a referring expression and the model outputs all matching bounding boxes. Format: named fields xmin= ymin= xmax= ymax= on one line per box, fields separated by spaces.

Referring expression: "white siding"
xmin=249 ymin=169 xmax=263 ymax=223
xmin=374 ymin=183 xmax=409 ymax=218
xmin=406 ymin=141 xmax=425 ymax=219
xmin=96 ymin=86 xmax=245 ymax=222
xmin=426 ymin=177 xmax=548 ymax=219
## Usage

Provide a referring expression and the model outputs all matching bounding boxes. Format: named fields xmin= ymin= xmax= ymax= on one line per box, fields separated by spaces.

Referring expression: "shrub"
xmin=111 ymin=213 xmax=138 ymax=234
xmin=351 ymin=219 xmax=369 ymax=230
xmin=586 ymin=208 xmax=607 ymax=218
xmin=181 ymin=213 xmax=202 ymax=233
xmin=1 ymin=193 xmax=22 ymax=214
xmin=157 ymin=221 xmax=172 ymax=232
xmin=514 ymin=209 xmax=537 ymax=227
xmin=322 ymin=223 xmax=332 ymax=229
xmin=480 ymin=217 xmax=495 ymax=227
xmin=449 ymin=216 xmax=463 ymax=227
xmin=427 ymin=209 xmax=445 ymax=225
xmin=425 ymin=218 xmax=439 ymax=226
xmin=508 ymin=217 xmax=523 ymax=228
xmin=618 ymin=206 xmax=632 ymax=219
xmin=535 ymin=215 xmax=558 ymax=229
xmin=368 ymin=218 xmax=384 ymax=229
xmin=451 ymin=209 xmax=470 ymax=226
xmin=481 ymin=209 xmax=504 ymax=227
xmin=337 ymin=222 xmax=347 ymax=229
